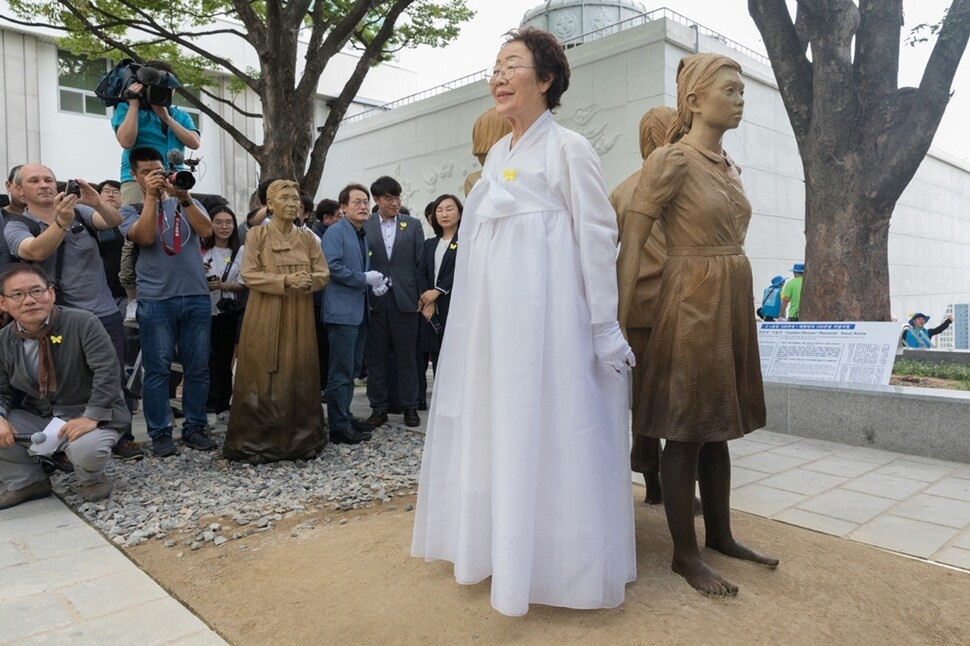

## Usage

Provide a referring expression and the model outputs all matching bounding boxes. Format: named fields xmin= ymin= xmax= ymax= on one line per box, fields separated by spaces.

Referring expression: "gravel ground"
xmin=51 ymin=422 xmax=425 ymax=550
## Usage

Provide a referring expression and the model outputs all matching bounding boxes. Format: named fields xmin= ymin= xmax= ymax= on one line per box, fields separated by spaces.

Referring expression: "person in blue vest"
xmin=902 ymin=312 xmax=953 ymax=348
xmin=757 ymin=275 xmax=785 ymax=321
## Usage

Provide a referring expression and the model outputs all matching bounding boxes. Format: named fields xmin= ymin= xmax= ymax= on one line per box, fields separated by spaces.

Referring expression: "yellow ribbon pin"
xmin=50 ymin=335 xmax=63 ymax=344
xmin=503 ymin=168 xmax=517 ymax=182
xmin=399 ymin=221 xmax=408 ymax=230
xmin=449 ymin=243 xmax=457 ymax=250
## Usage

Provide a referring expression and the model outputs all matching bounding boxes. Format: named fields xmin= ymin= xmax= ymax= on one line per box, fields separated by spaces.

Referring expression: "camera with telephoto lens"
xmin=166 ymin=150 xmax=199 ymax=191
xmin=65 ymin=179 xmax=81 ymax=198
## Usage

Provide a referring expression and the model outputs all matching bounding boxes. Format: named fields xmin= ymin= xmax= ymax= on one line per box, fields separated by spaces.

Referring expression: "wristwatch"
xmin=179 ymin=198 xmax=193 ymax=208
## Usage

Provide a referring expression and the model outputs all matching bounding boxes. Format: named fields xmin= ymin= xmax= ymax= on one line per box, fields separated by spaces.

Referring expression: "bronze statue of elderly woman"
xmin=618 ymin=53 xmax=778 ymax=596
xmin=224 ymin=179 xmax=329 ymax=463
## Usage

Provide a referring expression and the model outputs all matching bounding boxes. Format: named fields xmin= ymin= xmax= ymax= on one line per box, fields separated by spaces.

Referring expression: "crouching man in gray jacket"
xmin=0 ymin=264 xmax=130 ymax=509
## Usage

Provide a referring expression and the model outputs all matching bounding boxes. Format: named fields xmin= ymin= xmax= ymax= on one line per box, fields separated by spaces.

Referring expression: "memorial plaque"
xmin=757 ymin=322 xmax=901 ymax=385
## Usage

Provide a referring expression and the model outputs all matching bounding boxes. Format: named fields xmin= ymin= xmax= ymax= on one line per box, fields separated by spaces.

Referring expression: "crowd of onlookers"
xmin=0 ymin=57 xmax=462 ymax=509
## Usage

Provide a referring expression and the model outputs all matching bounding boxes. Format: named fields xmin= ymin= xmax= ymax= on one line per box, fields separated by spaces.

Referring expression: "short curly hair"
xmin=503 ymin=27 xmax=570 ymax=112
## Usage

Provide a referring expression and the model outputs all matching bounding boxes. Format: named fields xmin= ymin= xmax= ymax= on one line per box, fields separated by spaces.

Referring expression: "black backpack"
xmin=95 ymin=59 xmax=138 ymax=108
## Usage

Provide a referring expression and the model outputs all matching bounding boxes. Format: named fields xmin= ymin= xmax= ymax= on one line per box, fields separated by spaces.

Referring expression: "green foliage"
xmin=907 ymin=7 xmax=950 ymax=47
xmin=892 ymin=359 xmax=970 ymax=389
xmin=6 ymin=0 xmax=473 ymax=77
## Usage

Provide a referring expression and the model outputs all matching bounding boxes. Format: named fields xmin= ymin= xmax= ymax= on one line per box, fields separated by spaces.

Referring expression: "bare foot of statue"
xmin=706 ymin=538 xmax=779 ymax=568
xmin=645 ymin=473 xmax=663 ymax=504
xmin=671 ymin=554 xmax=738 ymax=597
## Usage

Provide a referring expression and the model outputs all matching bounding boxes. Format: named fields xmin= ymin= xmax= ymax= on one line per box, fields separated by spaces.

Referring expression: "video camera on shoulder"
xmin=95 ymin=58 xmax=181 ymax=109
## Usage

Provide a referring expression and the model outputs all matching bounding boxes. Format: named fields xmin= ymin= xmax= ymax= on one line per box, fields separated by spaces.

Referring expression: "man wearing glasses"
xmin=0 ymin=265 xmax=131 ymax=509
xmin=322 ymin=184 xmax=387 ymax=443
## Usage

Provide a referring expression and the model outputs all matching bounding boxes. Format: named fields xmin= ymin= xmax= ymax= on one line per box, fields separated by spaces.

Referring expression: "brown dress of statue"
xmin=611 ymin=105 xmax=676 ymax=505
xmin=463 ymin=107 xmax=513 ymax=196
xmin=617 ymin=53 xmax=777 ymax=596
xmin=224 ymin=180 xmax=330 ymax=463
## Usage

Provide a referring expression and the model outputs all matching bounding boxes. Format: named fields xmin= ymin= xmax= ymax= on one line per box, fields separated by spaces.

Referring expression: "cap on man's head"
xmin=791 ymin=262 xmax=805 ymax=274
xmin=771 ymin=275 xmax=785 ymax=287
xmin=908 ymin=312 xmax=929 ymax=326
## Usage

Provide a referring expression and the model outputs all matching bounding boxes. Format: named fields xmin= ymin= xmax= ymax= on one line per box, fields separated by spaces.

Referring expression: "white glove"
xmin=364 ymin=271 xmax=385 ymax=287
xmin=371 ymin=277 xmax=390 ymax=297
xmin=592 ymin=321 xmax=636 ymax=373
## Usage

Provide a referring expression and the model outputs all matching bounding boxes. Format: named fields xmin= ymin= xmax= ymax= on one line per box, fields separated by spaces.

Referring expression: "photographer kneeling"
xmin=0 ymin=265 xmax=130 ymax=509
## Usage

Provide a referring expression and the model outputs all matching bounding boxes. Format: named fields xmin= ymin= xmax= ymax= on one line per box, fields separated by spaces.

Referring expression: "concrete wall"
xmin=318 ymin=16 xmax=970 ymax=319
xmin=765 ymin=381 xmax=970 ymax=463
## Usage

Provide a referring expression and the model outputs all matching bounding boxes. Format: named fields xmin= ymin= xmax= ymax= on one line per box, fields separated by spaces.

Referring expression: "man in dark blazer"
xmin=362 ymin=176 xmax=425 ymax=428
xmin=322 ymin=184 xmax=387 ymax=444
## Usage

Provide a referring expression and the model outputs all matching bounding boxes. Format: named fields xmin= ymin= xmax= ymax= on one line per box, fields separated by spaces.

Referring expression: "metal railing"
xmin=342 ymin=68 xmax=489 ymax=125
xmin=342 ymin=6 xmax=770 ymax=125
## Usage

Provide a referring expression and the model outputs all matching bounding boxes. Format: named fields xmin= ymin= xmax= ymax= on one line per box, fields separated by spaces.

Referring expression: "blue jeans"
xmin=327 ymin=322 xmax=367 ymax=432
xmin=137 ymin=296 xmax=211 ymax=440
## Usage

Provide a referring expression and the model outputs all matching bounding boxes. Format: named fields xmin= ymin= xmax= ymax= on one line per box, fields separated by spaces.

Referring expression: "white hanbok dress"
xmin=411 ymin=111 xmax=636 ymax=616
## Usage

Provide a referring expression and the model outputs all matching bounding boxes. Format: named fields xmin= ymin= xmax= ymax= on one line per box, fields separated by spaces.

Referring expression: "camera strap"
xmin=220 ymin=248 xmax=239 ymax=282
xmin=158 ymin=203 xmax=182 ymax=256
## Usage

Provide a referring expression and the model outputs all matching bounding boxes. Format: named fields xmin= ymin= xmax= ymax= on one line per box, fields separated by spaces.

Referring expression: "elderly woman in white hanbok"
xmin=411 ymin=27 xmax=636 ymax=617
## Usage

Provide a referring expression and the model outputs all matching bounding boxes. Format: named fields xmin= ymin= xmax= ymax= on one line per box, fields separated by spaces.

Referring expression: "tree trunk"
xmin=749 ymin=0 xmax=970 ymax=321
xmin=258 ymin=94 xmax=314 ymax=185
xmin=801 ymin=163 xmax=891 ymax=321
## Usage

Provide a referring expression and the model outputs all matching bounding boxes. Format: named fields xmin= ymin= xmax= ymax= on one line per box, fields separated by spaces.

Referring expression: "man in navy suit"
xmin=322 ymin=184 xmax=387 ymax=444
xmin=362 ymin=176 xmax=425 ymax=428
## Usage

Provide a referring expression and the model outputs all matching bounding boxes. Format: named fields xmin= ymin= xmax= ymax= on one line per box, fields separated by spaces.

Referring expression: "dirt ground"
xmin=889 ymin=374 xmax=965 ymax=390
xmin=128 ymin=488 xmax=970 ymax=646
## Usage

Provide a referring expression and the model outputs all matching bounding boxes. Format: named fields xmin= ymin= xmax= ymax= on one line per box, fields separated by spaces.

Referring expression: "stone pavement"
xmin=2 ymin=389 xmax=968 ymax=645
xmin=727 ymin=430 xmax=970 ymax=570
xmin=0 ymin=494 xmax=227 ymax=645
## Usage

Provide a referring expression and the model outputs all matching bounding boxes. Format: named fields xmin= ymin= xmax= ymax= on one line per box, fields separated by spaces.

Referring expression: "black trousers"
xmin=208 ymin=311 xmax=240 ymax=412
xmin=366 ymin=304 xmax=419 ymax=411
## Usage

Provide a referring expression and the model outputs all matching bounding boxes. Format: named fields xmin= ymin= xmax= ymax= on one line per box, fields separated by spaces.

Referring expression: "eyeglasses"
xmin=488 ymin=65 xmax=535 ymax=82
xmin=377 ymin=195 xmax=401 ymax=203
xmin=347 ymin=198 xmax=369 ymax=207
xmin=3 ymin=286 xmax=50 ymax=302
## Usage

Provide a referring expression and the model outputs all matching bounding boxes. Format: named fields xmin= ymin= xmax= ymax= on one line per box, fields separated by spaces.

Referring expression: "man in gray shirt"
xmin=120 ymin=147 xmax=214 ymax=457
xmin=6 ymin=164 xmax=143 ymax=461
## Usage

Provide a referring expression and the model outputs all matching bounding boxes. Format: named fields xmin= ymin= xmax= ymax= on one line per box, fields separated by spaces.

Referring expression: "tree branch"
xmin=854 ymin=0 xmax=903 ymax=106
xmin=199 ymin=87 xmax=263 ymax=119
xmin=56 ymin=0 xmax=261 ymax=94
xmin=303 ymin=0 xmax=412 ymax=191
xmin=230 ymin=0 xmax=267 ymax=53
xmin=876 ymin=0 xmax=970 ymax=200
xmin=172 ymin=84 xmax=261 ymax=159
xmin=298 ymin=0 xmax=386 ymax=99
xmin=748 ymin=0 xmax=814 ymax=142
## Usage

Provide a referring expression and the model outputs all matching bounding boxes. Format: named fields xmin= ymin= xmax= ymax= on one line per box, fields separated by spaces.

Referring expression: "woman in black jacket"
xmin=417 ymin=194 xmax=462 ymax=380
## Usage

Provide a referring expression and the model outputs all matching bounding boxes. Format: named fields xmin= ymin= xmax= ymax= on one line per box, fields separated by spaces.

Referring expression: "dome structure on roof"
xmin=521 ymin=0 xmax=647 ymax=45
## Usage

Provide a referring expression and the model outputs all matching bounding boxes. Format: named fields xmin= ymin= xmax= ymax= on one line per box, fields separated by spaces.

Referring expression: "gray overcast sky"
xmin=397 ymin=0 xmax=969 ymax=159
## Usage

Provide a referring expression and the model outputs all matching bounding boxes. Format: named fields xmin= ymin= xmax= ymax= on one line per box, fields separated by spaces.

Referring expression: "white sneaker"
xmin=125 ymin=300 xmax=138 ymax=321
